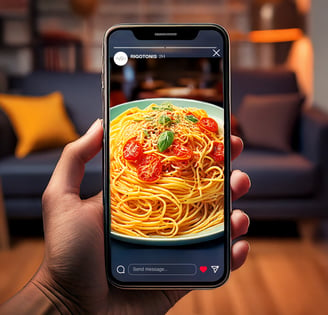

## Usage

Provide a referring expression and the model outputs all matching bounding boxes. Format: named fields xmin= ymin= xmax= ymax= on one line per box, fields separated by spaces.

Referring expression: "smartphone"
xmin=103 ymin=24 xmax=231 ymax=289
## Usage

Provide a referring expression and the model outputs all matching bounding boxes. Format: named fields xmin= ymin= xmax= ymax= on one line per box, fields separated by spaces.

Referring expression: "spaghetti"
xmin=110 ymin=102 xmax=224 ymax=238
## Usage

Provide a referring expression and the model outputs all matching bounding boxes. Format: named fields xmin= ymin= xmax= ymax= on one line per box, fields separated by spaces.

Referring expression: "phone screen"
xmin=103 ymin=24 xmax=230 ymax=288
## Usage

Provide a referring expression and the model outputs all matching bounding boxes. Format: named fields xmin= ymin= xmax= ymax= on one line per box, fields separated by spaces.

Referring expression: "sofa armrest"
xmin=300 ymin=106 xmax=328 ymax=164
xmin=300 ymin=106 xmax=328 ymax=199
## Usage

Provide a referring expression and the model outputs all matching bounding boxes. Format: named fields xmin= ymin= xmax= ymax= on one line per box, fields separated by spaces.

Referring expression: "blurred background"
xmin=0 ymin=1 xmax=328 ymax=314
xmin=0 ymin=0 xmax=320 ymax=104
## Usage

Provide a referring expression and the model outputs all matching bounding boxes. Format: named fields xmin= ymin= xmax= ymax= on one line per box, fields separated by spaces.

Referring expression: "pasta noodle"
xmin=110 ymin=102 xmax=224 ymax=238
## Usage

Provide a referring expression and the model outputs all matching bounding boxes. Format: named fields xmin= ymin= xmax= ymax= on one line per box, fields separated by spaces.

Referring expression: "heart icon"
xmin=199 ymin=266 xmax=207 ymax=273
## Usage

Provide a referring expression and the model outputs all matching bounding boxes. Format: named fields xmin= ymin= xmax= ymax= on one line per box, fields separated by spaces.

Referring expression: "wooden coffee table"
xmin=0 ymin=178 xmax=9 ymax=249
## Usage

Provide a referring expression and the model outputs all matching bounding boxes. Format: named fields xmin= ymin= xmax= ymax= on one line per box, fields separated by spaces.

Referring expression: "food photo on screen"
xmin=109 ymin=98 xmax=225 ymax=246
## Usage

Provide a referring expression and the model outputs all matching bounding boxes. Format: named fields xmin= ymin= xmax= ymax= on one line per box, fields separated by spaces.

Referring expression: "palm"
xmin=41 ymin=194 xmax=186 ymax=314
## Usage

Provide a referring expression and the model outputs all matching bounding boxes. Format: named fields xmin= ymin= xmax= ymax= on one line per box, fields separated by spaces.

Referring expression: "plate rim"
xmin=111 ymin=222 xmax=224 ymax=246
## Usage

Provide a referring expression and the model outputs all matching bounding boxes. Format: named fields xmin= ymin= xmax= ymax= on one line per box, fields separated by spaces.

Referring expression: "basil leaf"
xmin=158 ymin=114 xmax=172 ymax=126
xmin=143 ymin=130 xmax=150 ymax=138
xmin=160 ymin=102 xmax=174 ymax=111
xmin=152 ymin=103 xmax=174 ymax=111
xmin=173 ymin=114 xmax=181 ymax=124
xmin=157 ymin=130 xmax=174 ymax=152
xmin=185 ymin=114 xmax=199 ymax=123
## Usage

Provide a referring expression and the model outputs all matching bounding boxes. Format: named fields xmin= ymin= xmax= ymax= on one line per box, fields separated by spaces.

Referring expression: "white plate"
xmin=110 ymin=98 xmax=224 ymax=246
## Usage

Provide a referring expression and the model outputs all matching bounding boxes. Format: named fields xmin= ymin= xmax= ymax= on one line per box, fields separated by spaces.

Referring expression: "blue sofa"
xmin=0 ymin=69 xmax=327 ymax=219
xmin=231 ymin=69 xmax=328 ymax=219
xmin=0 ymin=72 xmax=102 ymax=218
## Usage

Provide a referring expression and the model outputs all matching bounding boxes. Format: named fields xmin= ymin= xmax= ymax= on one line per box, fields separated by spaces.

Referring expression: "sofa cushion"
xmin=232 ymin=149 xmax=317 ymax=198
xmin=237 ymin=93 xmax=304 ymax=152
xmin=0 ymin=148 xmax=102 ymax=198
xmin=231 ymin=69 xmax=299 ymax=114
xmin=0 ymin=92 xmax=79 ymax=158
xmin=20 ymin=71 xmax=102 ymax=135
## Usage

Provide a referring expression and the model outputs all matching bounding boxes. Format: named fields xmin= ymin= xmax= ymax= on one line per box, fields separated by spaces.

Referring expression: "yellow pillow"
xmin=0 ymin=92 xmax=79 ymax=158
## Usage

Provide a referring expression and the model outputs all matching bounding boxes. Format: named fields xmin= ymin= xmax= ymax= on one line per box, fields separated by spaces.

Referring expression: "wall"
xmin=310 ymin=0 xmax=328 ymax=112
xmin=0 ymin=0 xmax=252 ymax=75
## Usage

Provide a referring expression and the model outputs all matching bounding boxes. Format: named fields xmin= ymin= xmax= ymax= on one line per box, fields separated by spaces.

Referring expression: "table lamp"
xmin=249 ymin=0 xmax=304 ymax=68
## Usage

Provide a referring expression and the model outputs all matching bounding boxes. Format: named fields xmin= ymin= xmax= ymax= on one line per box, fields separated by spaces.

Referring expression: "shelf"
xmin=0 ymin=10 xmax=28 ymax=19
xmin=0 ymin=43 xmax=31 ymax=49
xmin=95 ymin=3 xmax=246 ymax=16
xmin=0 ymin=0 xmax=251 ymax=74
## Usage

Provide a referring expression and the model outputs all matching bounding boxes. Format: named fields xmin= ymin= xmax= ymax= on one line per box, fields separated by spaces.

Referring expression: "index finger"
xmin=46 ymin=119 xmax=103 ymax=197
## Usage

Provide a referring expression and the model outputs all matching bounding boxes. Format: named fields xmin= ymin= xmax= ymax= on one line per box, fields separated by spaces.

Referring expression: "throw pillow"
xmin=0 ymin=92 xmax=79 ymax=158
xmin=237 ymin=93 xmax=304 ymax=152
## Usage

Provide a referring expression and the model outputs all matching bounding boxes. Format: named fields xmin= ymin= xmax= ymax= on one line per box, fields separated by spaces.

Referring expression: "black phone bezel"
xmin=102 ymin=24 xmax=231 ymax=289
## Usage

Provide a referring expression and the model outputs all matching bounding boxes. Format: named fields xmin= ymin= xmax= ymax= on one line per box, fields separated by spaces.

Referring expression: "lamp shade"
xmin=250 ymin=0 xmax=303 ymax=31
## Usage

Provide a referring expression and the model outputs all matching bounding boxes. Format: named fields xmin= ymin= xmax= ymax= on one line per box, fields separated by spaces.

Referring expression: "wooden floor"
xmin=0 ymin=236 xmax=328 ymax=315
xmin=168 ymin=238 xmax=328 ymax=315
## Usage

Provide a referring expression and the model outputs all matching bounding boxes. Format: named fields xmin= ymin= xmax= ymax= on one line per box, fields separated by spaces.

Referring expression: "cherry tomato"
xmin=198 ymin=117 xmax=218 ymax=133
xmin=123 ymin=138 xmax=143 ymax=162
xmin=137 ymin=154 xmax=162 ymax=182
xmin=172 ymin=143 xmax=193 ymax=160
xmin=209 ymin=142 xmax=224 ymax=163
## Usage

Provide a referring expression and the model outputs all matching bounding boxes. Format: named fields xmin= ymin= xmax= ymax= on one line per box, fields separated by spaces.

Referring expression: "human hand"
xmin=2 ymin=119 xmax=250 ymax=315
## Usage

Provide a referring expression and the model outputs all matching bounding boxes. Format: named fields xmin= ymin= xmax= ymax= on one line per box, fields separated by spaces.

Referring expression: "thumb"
xmin=45 ymin=119 xmax=103 ymax=198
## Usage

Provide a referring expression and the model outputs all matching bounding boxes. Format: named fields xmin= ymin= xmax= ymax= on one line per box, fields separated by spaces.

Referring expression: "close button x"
xmin=212 ymin=49 xmax=221 ymax=57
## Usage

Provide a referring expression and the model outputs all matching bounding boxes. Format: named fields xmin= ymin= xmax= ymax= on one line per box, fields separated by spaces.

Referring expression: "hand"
xmin=1 ymin=120 xmax=251 ymax=315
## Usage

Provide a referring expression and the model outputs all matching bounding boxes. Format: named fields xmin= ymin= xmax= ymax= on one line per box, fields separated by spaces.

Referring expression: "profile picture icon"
xmin=114 ymin=51 xmax=128 ymax=66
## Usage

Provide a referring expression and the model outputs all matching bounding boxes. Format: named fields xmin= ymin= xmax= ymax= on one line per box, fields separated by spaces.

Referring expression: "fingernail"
xmin=244 ymin=172 xmax=252 ymax=188
xmin=245 ymin=212 xmax=250 ymax=228
xmin=86 ymin=119 xmax=101 ymax=135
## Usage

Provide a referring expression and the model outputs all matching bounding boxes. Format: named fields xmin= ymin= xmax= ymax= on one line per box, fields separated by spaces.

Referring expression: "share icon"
xmin=211 ymin=265 xmax=220 ymax=273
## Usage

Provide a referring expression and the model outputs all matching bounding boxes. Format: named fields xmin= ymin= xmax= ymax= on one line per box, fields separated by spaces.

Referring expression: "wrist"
xmin=0 ymin=281 xmax=59 ymax=315
xmin=30 ymin=265 xmax=83 ymax=314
